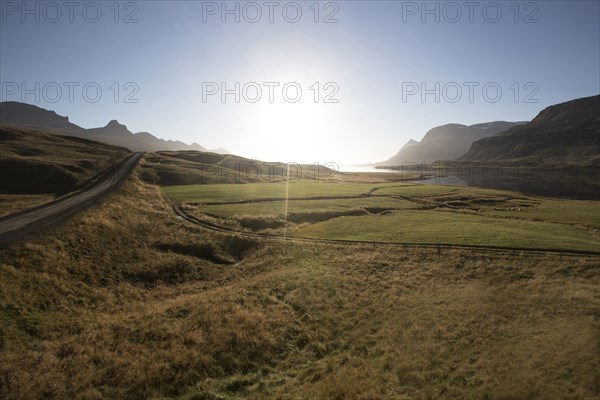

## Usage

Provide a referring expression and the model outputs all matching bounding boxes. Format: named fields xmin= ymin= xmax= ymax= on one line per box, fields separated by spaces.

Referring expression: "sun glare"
xmin=247 ymin=91 xmax=335 ymax=163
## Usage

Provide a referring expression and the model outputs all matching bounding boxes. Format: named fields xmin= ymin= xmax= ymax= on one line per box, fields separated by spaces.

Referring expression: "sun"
xmin=246 ymin=91 xmax=335 ymax=163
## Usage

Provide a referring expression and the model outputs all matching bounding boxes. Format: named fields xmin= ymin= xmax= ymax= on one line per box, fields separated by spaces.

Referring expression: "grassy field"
xmin=482 ymin=197 xmax=600 ymax=227
xmin=373 ymin=184 xmax=459 ymax=196
xmin=199 ymin=197 xmax=417 ymax=218
xmin=173 ymin=181 xmax=600 ymax=253
xmin=163 ymin=181 xmax=401 ymax=203
xmin=1 ymin=167 xmax=599 ymax=399
xmin=294 ymin=210 xmax=599 ymax=251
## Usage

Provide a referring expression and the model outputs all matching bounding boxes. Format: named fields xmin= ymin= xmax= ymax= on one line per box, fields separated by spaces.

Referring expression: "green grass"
xmin=201 ymin=197 xmax=417 ymax=218
xmin=175 ymin=181 xmax=599 ymax=252
xmin=374 ymin=184 xmax=459 ymax=196
xmin=292 ymin=209 xmax=600 ymax=252
xmin=483 ymin=198 xmax=600 ymax=228
xmin=163 ymin=181 xmax=399 ymax=203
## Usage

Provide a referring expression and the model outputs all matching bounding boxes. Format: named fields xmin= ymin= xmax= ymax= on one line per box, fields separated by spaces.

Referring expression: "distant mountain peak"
xmin=105 ymin=119 xmax=128 ymax=130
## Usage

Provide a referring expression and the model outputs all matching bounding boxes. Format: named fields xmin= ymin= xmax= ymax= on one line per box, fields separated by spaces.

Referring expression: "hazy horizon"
xmin=2 ymin=0 xmax=599 ymax=164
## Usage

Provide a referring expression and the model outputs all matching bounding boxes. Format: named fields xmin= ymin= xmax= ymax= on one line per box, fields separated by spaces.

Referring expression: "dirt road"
xmin=0 ymin=153 xmax=143 ymax=245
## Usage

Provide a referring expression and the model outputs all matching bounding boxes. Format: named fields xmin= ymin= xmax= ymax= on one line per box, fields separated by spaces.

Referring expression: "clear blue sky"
xmin=1 ymin=1 xmax=599 ymax=164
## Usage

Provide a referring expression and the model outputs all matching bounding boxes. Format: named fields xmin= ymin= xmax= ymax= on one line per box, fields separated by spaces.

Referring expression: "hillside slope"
xmin=0 ymin=124 xmax=130 ymax=196
xmin=460 ymin=95 xmax=600 ymax=167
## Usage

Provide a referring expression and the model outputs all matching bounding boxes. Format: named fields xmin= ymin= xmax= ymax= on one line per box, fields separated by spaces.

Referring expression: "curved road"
xmin=0 ymin=152 xmax=143 ymax=245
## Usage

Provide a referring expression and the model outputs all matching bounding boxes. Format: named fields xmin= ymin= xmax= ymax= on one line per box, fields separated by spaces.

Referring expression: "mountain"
xmin=0 ymin=102 xmax=228 ymax=154
xmin=459 ymin=95 xmax=600 ymax=167
xmin=378 ymin=121 xmax=525 ymax=165
xmin=0 ymin=101 xmax=84 ymax=134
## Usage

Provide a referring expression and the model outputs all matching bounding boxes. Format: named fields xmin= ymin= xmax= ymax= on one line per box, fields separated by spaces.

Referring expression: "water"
xmin=414 ymin=168 xmax=600 ymax=200
xmin=340 ymin=164 xmax=599 ymax=200
xmin=338 ymin=165 xmax=398 ymax=173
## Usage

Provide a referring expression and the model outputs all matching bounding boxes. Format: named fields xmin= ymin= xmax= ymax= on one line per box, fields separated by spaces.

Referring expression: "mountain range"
xmin=0 ymin=102 xmax=229 ymax=154
xmin=378 ymin=121 xmax=526 ymax=165
xmin=460 ymin=95 xmax=600 ymax=167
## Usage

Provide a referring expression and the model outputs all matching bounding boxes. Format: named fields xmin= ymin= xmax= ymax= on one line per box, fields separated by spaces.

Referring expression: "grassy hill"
xmin=139 ymin=151 xmax=347 ymax=186
xmin=0 ymin=124 xmax=130 ymax=215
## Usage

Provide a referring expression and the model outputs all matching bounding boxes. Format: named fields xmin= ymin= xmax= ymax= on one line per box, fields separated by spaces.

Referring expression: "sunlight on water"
xmin=338 ymin=165 xmax=397 ymax=173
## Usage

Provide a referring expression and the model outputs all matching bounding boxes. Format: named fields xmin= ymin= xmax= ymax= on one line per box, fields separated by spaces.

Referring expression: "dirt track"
xmin=0 ymin=153 xmax=143 ymax=245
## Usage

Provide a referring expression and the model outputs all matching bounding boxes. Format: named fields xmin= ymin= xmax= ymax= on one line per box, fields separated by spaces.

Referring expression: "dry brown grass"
xmin=0 ymin=194 xmax=57 ymax=217
xmin=0 ymin=166 xmax=598 ymax=399
xmin=0 ymin=125 xmax=130 ymax=192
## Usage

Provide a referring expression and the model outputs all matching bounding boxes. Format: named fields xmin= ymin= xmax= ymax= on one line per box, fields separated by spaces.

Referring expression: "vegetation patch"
xmin=286 ymin=209 xmax=369 ymax=224
xmin=155 ymin=242 xmax=234 ymax=265
xmin=123 ymin=259 xmax=211 ymax=287
xmin=237 ymin=216 xmax=287 ymax=231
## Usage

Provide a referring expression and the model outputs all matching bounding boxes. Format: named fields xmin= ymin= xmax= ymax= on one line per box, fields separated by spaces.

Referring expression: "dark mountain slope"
xmin=460 ymin=95 xmax=600 ymax=167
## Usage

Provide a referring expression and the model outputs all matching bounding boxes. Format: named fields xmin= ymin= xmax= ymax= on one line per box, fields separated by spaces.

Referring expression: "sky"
xmin=1 ymin=0 xmax=599 ymax=165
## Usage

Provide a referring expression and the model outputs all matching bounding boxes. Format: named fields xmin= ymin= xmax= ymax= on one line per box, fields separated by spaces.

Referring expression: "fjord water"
xmin=417 ymin=168 xmax=600 ymax=200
